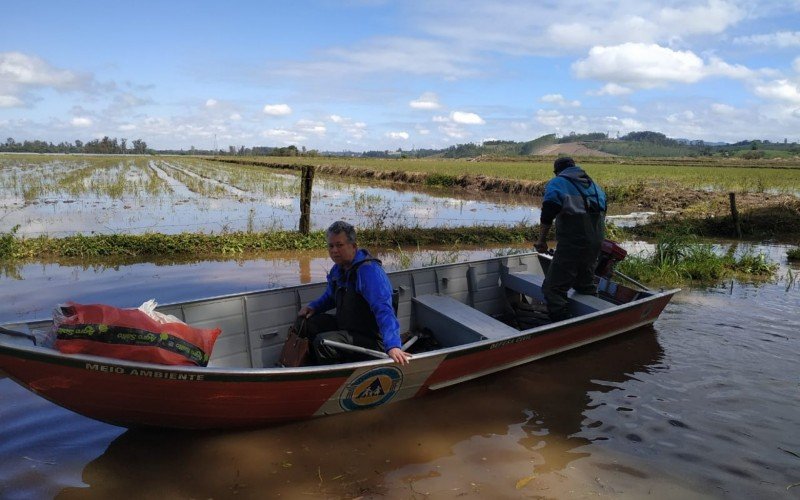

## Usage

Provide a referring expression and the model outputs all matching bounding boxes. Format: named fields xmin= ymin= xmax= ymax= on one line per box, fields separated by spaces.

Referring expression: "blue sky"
xmin=2 ymin=0 xmax=800 ymax=151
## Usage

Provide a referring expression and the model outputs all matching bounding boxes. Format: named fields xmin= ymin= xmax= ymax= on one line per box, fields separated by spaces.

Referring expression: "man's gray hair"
xmin=326 ymin=220 xmax=356 ymax=244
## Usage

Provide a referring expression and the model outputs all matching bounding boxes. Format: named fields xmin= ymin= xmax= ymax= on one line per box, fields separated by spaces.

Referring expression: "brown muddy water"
xmin=1 ymin=245 xmax=799 ymax=499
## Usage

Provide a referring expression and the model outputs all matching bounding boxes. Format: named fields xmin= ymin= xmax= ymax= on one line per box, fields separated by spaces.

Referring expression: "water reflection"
xmin=55 ymin=329 xmax=663 ymax=499
xmin=0 ymin=157 xmax=540 ymax=236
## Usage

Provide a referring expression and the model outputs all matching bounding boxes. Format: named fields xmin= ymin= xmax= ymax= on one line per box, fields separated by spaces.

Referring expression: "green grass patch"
xmin=617 ymin=229 xmax=777 ymax=286
xmin=0 ymin=226 xmax=532 ymax=260
xmin=788 ymin=247 xmax=800 ymax=261
xmin=212 ymin=155 xmax=800 ymax=194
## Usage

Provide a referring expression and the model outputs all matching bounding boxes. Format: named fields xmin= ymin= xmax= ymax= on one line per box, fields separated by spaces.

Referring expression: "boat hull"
xmin=0 ymin=289 xmax=674 ymax=429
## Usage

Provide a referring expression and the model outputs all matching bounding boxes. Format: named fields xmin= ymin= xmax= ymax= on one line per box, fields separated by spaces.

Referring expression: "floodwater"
xmin=1 ymin=245 xmax=799 ymax=499
xmin=0 ymin=156 xmax=643 ymax=237
xmin=0 ymin=157 xmax=540 ymax=235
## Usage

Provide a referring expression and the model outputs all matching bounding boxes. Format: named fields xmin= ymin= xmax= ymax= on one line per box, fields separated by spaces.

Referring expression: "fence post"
xmin=729 ymin=192 xmax=742 ymax=239
xmin=299 ymin=165 xmax=315 ymax=235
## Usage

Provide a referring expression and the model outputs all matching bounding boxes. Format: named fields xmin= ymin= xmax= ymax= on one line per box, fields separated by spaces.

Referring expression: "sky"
xmin=1 ymin=0 xmax=800 ymax=151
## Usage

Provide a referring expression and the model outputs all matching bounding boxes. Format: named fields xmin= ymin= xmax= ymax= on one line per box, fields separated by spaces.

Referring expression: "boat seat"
xmin=412 ymin=294 xmax=517 ymax=347
xmin=501 ymin=272 xmax=616 ymax=316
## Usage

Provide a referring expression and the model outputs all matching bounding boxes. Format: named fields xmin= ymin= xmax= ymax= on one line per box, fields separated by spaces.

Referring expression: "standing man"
xmin=297 ymin=221 xmax=411 ymax=365
xmin=534 ymin=157 xmax=607 ymax=321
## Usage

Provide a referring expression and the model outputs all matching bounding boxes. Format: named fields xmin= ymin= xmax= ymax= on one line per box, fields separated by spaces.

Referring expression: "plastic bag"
xmin=53 ymin=300 xmax=221 ymax=366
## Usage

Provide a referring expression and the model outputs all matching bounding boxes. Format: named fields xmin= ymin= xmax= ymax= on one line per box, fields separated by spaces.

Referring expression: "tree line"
xmin=1 ymin=137 xmax=149 ymax=154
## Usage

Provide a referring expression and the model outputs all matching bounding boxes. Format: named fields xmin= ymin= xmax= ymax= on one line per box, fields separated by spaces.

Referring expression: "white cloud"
xmin=205 ymin=99 xmax=218 ymax=108
xmin=71 ymin=117 xmax=92 ymax=127
xmin=754 ymin=79 xmax=800 ymax=105
xmin=422 ymin=0 xmax=744 ymax=57
xmin=666 ymin=110 xmax=696 ymax=123
xmin=327 ymin=114 xmax=368 ymax=140
xmin=0 ymin=95 xmax=24 ymax=107
xmin=386 ymin=131 xmax=409 ymax=140
xmin=296 ymin=119 xmax=327 ymax=135
xmin=620 ymin=105 xmax=637 ymax=114
xmin=263 ymin=103 xmax=292 ymax=116
xmin=0 ymin=52 xmax=86 ymax=89
xmin=794 ymin=57 xmax=800 ymax=73
xmin=432 ymin=115 xmax=449 ymax=123
xmin=541 ymin=93 xmax=580 ymax=107
xmin=734 ymin=31 xmax=800 ymax=48
xmin=536 ymin=109 xmax=566 ymax=128
xmin=655 ymin=0 xmax=744 ymax=36
xmin=229 ymin=113 xmax=242 ymax=121
xmin=276 ymin=37 xmax=478 ymax=80
xmin=711 ymin=103 xmax=736 ymax=114
xmin=574 ymin=43 xmax=706 ymax=88
xmin=592 ymin=83 xmax=634 ymax=96
xmin=118 ymin=123 xmax=137 ymax=131
xmin=409 ymin=92 xmax=441 ymax=110
xmin=439 ymin=123 xmax=469 ymax=139
xmin=451 ymin=111 xmax=485 ymax=125
xmin=261 ymin=128 xmax=306 ymax=144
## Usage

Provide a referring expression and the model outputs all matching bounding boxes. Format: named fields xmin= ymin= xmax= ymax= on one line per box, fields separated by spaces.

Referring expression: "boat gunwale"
xmin=0 ymin=286 xmax=680 ymax=379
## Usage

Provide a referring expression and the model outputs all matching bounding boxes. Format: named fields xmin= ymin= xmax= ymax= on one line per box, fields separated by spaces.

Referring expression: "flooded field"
xmin=0 ymin=155 xmax=651 ymax=237
xmin=0 ymin=156 xmax=544 ymax=236
xmin=1 ymin=245 xmax=799 ymax=498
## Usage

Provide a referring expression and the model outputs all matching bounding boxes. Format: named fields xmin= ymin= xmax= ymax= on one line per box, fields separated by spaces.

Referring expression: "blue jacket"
xmin=540 ymin=165 xmax=607 ymax=225
xmin=309 ymin=249 xmax=401 ymax=351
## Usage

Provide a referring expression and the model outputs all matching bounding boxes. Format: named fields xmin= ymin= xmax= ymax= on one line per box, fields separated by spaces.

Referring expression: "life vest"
xmin=332 ymin=258 xmax=382 ymax=340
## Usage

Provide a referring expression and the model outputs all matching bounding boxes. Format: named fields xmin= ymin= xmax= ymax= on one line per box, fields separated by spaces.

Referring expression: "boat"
xmin=0 ymin=252 xmax=678 ymax=429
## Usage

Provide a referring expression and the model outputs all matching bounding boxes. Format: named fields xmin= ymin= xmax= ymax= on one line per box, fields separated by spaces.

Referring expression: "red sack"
xmin=54 ymin=301 xmax=221 ymax=366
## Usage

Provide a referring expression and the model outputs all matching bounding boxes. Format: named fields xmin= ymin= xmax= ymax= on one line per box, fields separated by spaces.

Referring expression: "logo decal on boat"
xmin=340 ymin=367 xmax=403 ymax=411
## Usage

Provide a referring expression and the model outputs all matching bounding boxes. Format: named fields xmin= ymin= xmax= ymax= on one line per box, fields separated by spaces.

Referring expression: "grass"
xmin=213 ymin=155 xmax=800 ymax=194
xmin=618 ymin=229 xmax=777 ymax=286
xmin=788 ymin=248 xmax=800 ymax=261
xmin=629 ymin=198 xmax=800 ymax=241
xmin=0 ymin=225 xmax=532 ymax=260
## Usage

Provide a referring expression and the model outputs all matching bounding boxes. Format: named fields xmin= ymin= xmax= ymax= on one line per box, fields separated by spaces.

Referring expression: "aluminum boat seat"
xmin=412 ymin=294 xmax=517 ymax=347
xmin=501 ymin=272 xmax=616 ymax=316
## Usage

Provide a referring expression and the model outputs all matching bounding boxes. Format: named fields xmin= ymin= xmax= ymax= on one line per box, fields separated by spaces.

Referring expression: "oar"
xmin=0 ymin=327 xmax=38 ymax=345
xmin=321 ymin=339 xmax=388 ymax=359
xmin=322 ymin=335 xmax=419 ymax=360
xmin=534 ymin=250 xmax=652 ymax=292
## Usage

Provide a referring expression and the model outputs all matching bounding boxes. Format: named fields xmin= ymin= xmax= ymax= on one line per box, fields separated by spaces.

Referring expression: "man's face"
xmin=327 ymin=231 xmax=357 ymax=267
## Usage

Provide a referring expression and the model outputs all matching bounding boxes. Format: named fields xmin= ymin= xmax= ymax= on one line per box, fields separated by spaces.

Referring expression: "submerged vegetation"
xmin=0 ymin=223 xmax=783 ymax=287
xmin=1 ymin=154 xmax=795 ymax=286
xmin=618 ymin=229 xmax=777 ymax=286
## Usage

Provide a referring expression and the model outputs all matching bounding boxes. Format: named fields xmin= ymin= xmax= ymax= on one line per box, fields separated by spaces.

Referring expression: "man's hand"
xmin=387 ymin=347 xmax=411 ymax=365
xmin=534 ymin=241 xmax=548 ymax=253
xmin=297 ymin=305 xmax=315 ymax=318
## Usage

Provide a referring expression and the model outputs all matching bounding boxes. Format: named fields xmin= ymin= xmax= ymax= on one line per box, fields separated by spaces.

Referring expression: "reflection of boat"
xmin=57 ymin=331 xmax=667 ymax=499
xmin=0 ymin=253 xmax=678 ymax=429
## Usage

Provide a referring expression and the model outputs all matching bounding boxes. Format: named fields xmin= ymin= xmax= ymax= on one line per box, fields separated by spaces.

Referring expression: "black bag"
xmin=279 ymin=320 xmax=310 ymax=367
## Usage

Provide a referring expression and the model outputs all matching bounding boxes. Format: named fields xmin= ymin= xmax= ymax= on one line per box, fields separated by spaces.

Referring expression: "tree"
xmin=131 ymin=139 xmax=148 ymax=154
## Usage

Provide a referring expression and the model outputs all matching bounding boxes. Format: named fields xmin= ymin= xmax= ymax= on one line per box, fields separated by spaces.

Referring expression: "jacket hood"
xmin=557 ymin=165 xmax=592 ymax=187
xmin=352 ymin=248 xmax=373 ymax=265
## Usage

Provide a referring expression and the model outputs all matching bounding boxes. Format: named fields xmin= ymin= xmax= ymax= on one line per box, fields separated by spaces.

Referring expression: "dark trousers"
xmin=542 ymin=242 xmax=599 ymax=320
xmin=299 ymin=313 xmax=383 ymax=364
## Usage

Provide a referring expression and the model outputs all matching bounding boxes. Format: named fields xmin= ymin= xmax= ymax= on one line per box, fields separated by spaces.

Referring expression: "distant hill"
xmin=410 ymin=131 xmax=800 ymax=159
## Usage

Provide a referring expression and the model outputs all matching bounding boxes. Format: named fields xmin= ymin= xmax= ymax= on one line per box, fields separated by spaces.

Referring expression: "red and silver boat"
xmin=0 ymin=252 xmax=678 ymax=429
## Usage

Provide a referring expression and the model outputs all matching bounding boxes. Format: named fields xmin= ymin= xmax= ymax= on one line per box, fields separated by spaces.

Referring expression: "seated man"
xmin=297 ymin=221 xmax=411 ymax=365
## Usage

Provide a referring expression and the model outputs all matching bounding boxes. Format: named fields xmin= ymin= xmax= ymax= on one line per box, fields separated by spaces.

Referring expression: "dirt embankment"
xmin=534 ymin=142 xmax=615 ymax=157
xmin=210 ymin=157 xmax=800 ymax=239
